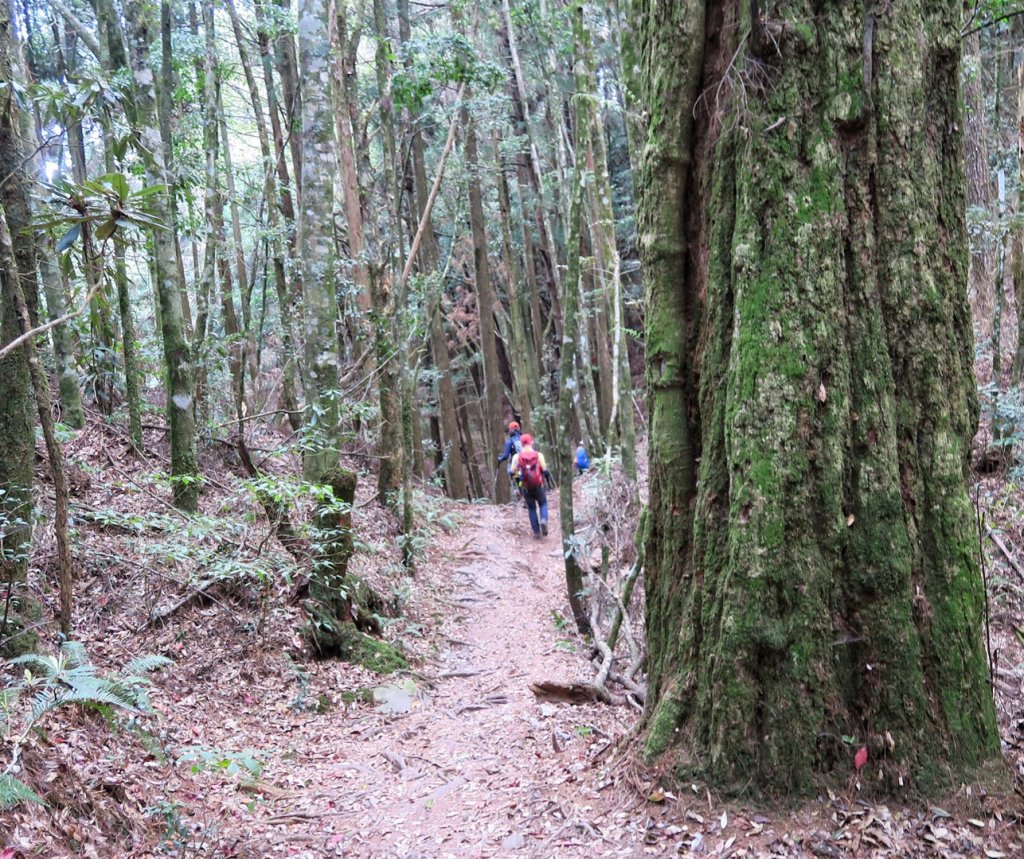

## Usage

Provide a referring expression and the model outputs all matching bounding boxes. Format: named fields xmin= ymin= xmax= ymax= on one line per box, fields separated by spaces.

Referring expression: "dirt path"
xmin=236 ymin=494 xmax=638 ymax=858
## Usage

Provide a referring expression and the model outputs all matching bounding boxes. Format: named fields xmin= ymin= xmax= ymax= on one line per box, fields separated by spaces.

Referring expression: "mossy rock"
xmin=302 ymin=609 xmax=407 ymax=674
xmin=341 ymin=688 xmax=374 ymax=706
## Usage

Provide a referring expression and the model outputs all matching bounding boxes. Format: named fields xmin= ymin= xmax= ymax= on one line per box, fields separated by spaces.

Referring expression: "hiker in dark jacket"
xmin=497 ymin=421 xmax=523 ymax=495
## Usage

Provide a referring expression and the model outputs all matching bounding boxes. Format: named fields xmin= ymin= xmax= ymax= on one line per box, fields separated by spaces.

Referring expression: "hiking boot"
xmin=532 ymin=532 xmax=541 ymax=540
xmin=540 ymin=522 xmax=548 ymax=537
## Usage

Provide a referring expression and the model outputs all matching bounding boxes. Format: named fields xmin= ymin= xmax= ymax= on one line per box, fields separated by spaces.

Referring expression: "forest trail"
xmin=224 ymin=493 xmax=639 ymax=858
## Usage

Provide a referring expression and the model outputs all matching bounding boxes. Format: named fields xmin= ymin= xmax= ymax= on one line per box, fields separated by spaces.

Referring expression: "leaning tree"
xmin=630 ymin=0 xmax=1000 ymax=793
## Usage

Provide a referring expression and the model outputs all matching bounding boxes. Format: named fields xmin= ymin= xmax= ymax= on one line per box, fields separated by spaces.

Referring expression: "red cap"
xmin=508 ymin=421 xmax=520 ymax=432
xmin=521 ymin=433 xmax=533 ymax=446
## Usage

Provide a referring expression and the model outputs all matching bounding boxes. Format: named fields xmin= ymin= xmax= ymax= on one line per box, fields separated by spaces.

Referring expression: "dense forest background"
xmin=1 ymin=0 xmax=1024 ymax=855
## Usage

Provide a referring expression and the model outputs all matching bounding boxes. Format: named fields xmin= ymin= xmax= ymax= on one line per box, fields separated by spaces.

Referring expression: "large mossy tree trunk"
xmin=0 ymin=0 xmax=42 ymax=653
xmin=633 ymin=0 xmax=1000 ymax=794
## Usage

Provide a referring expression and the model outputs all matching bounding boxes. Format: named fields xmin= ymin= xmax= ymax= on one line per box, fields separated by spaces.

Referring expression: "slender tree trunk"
xmin=493 ymin=133 xmax=540 ymax=431
xmin=247 ymin=0 xmax=302 ymax=431
xmin=1011 ymin=45 xmax=1024 ymax=386
xmin=399 ymin=11 xmax=467 ymax=498
xmin=462 ymin=98 xmax=508 ymax=502
xmin=635 ymin=0 xmax=998 ymax=793
xmin=1 ymin=206 xmax=73 ymax=636
xmin=580 ymin=16 xmax=636 ymax=477
xmin=38 ymin=247 xmax=84 ymax=428
xmin=500 ymin=0 xmax=564 ymax=338
xmin=192 ymin=0 xmax=219 ymax=424
xmin=26 ymin=67 xmax=83 ymax=429
xmin=557 ymin=26 xmax=591 ymax=635
xmin=66 ymin=113 xmax=117 ymax=413
xmin=90 ymin=0 xmax=141 ymax=448
xmin=964 ymin=31 xmax=992 ymax=307
xmin=275 ymin=0 xmax=303 ymax=197
xmin=123 ymin=0 xmax=200 ymax=512
xmin=297 ymin=0 xmax=341 ymax=481
xmin=218 ymin=105 xmax=256 ymax=391
xmin=330 ymin=1 xmax=371 ymax=315
xmin=370 ymin=0 xmax=405 ymax=509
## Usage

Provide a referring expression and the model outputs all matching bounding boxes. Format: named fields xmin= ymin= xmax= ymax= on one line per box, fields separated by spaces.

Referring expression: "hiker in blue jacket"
xmin=575 ymin=441 xmax=590 ymax=476
xmin=497 ymin=421 xmax=523 ymax=494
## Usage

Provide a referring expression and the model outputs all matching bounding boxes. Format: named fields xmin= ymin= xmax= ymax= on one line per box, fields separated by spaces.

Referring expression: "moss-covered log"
xmin=634 ymin=0 xmax=999 ymax=794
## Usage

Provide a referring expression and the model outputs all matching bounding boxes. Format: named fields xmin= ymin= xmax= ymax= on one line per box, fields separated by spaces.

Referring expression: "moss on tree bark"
xmin=636 ymin=0 xmax=999 ymax=794
xmin=302 ymin=468 xmax=406 ymax=672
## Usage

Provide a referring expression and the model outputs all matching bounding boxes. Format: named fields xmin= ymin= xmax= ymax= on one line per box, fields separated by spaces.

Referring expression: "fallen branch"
xmin=141 ymin=578 xmax=219 ymax=630
xmin=530 ymin=680 xmax=615 ymax=706
xmin=0 ymin=279 xmax=104 ymax=362
xmin=987 ymin=527 xmax=1024 ymax=578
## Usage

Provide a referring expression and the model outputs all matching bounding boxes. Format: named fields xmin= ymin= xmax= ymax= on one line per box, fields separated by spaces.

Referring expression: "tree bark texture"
xmin=634 ymin=0 xmax=998 ymax=793
xmin=463 ymin=100 xmax=508 ymax=503
xmin=557 ymin=15 xmax=594 ymax=637
xmin=297 ymin=0 xmax=341 ymax=482
xmin=123 ymin=0 xmax=200 ymax=512
xmin=963 ymin=31 xmax=992 ymax=306
xmin=0 ymin=0 xmax=41 ymax=652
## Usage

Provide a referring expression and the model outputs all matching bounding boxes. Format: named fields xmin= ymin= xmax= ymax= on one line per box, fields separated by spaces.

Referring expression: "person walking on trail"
xmin=575 ymin=441 xmax=590 ymax=476
xmin=497 ymin=421 xmax=523 ymax=496
xmin=512 ymin=434 xmax=553 ymax=539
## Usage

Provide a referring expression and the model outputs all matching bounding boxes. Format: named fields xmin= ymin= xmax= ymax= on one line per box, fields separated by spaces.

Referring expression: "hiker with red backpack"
xmin=511 ymin=434 xmax=553 ymax=539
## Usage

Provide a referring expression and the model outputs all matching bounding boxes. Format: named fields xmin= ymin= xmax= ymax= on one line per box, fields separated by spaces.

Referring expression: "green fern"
xmin=11 ymin=644 xmax=170 ymax=721
xmin=0 ymin=774 xmax=44 ymax=809
xmin=124 ymin=655 xmax=173 ymax=676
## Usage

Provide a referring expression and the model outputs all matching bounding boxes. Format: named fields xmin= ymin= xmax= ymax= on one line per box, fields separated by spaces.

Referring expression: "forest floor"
xmin=2 ymin=420 xmax=1024 ymax=857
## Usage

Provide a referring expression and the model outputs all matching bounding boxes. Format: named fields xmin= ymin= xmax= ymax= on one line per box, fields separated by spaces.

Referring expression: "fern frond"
xmin=60 ymin=641 xmax=89 ymax=668
xmin=30 ymin=688 xmax=58 ymax=721
xmin=54 ymin=687 xmax=142 ymax=712
xmin=8 ymin=654 xmax=59 ymax=677
xmin=123 ymin=655 xmax=172 ymax=676
xmin=0 ymin=774 xmax=45 ymax=809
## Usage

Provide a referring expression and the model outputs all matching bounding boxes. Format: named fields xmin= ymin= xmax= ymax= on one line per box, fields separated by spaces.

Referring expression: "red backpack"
xmin=518 ymin=449 xmax=544 ymax=489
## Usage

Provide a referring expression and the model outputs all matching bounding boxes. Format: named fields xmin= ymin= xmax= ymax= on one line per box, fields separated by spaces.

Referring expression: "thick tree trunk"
xmin=636 ymin=0 xmax=998 ymax=793
xmin=0 ymin=2 xmax=42 ymax=652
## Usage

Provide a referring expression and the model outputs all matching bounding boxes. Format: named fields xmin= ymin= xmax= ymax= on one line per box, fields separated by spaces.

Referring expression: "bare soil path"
xmin=211 ymin=493 xmax=639 ymax=858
